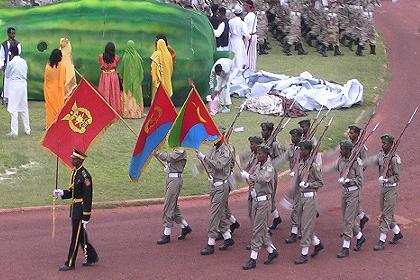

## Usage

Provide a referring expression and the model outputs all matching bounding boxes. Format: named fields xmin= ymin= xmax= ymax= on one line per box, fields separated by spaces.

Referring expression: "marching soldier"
xmin=241 ymin=145 xmax=279 ymax=270
xmin=335 ymin=140 xmax=366 ymax=258
xmin=197 ymin=137 xmax=235 ymax=255
xmin=284 ymin=0 xmax=307 ymax=55
xmin=155 ymin=148 xmax=192 ymax=245
xmin=53 ymin=149 xmax=98 ymax=271
xmin=294 ymin=140 xmax=324 ymax=265
xmin=260 ymin=122 xmax=283 ymax=230
xmin=373 ymin=134 xmax=403 ymax=251
xmin=299 ymin=118 xmax=322 ymax=165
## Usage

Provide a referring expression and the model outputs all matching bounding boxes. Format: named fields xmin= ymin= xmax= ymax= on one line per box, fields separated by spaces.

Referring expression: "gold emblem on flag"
xmin=62 ymin=102 xmax=93 ymax=134
xmin=144 ymin=106 xmax=162 ymax=134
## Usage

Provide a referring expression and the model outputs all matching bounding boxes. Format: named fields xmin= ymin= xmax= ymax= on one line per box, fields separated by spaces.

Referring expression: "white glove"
xmin=82 ymin=220 xmax=89 ymax=229
xmin=378 ymin=176 xmax=389 ymax=183
xmin=337 ymin=177 xmax=345 ymax=184
xmin=241 ymin=170 xmax=250 ymax=180
xmin=207 ymin=176 xmax=214 ymax=183
xmin=53 ymin=189 xmax=64 ymax=198
xmin=250 ymin=188 xmax=257 ymax=198
xmin=163 ymin=164 xmax=169 ymax=173
xmin=289 ymin=171 xmax=295 ymax=177
xmin=197 ymin=152 xmax=205 ymax=161
xmin=344 ymin=178 xmax=350 ymax=184
xmin=299 ymin=181 xmax=309 ymax=188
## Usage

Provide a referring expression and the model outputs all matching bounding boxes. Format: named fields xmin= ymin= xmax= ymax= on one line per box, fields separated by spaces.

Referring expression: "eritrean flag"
xmin=168 ymin=87 xmax=222 ymax=150
xmin=129 ymin=86 xmax=177 ymax=181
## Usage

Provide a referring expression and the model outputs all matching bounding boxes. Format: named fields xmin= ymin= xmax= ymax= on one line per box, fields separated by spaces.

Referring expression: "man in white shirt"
xmin=243 ymin=0 xmax=258 ymax=71
xmin=5 ymin=45 xmax=30 ymax=137
xmin=209 ymin=58 xmax=238 ymax=113
xmin=228 ymin=4 xmax=250 ymax=69
xmin=1 ymin=27 xmax=22 ymax=104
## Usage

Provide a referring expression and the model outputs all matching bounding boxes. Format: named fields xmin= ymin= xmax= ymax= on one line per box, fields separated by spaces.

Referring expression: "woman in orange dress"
xmin=98 ymin=42 xmax=122 ymax=115
xmin=43 ymin=48 xmax=66 ymax=128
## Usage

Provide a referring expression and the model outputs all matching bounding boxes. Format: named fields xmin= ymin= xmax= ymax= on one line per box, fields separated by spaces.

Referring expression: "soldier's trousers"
xmin=287 ymin=13 xmax=302 ymax=45
xmin=66 ymin=219 xmax=98 ymax=267
xmin=163 ymin=177 xmax=184 ymax=228
xmin=299 ymin=194 xmax=318 ymax=248
xmin=247 ymin=193 xmax=253 ymax=221
xmin=208 ymin=182 xmax=230 ymax=239
xmin=379 ymin=186 xmax=399 ymax=234
xmin=341 ymin=189 xmax=361 ymax=240
xmin=250 ymin=198 xmax=272 ymax=252
xmin=271 ymin=169 xmax=278 ymax=213
xmin=290 ymin=186 xmax=300 ymax=228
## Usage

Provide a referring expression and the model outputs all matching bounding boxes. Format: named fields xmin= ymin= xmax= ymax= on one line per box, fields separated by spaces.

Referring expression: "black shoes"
xmin=373 ymin=240 xmax=385 ymax=251
xmin=285 ymin=233 xmax=297 ymax=244
xmin=58 ymin=264 xmax=74 ymax=272
xmin=354 ymin=236 xmax=366 ymax=251
xmin=219 ymin=238 xmax=234 ymax=251
xmin=389 ymin=232 xmax=403 ymax=244
xmin=370 ymin=44 xmax=376 ymax=55
xmin=178 ymin=225 xmax=192 ymax=240
xmin=283 ymin=43 xmax=292 ymax=56
xmin=157 ymin=234 xmax=170 ymax=245
xmin=297 ymin=42 xmax=308 ymax=55
xmin=242 ymin=258 xmax=257 ymax=270
xmin=334 ymin=46 xmax=342 ymax=56
xmin=201 ymin=245 xmax=215 ymax=255
xmin=230 ymin=221 xmax=240 ymax=234
xmin=311 ymin=242 xmax=324 ymax=257
xmin=294 ymin=254 xmax=308 ymax=265
xmin=264 ymin=250 xmax=278 ymax=265
xmin=82 ymin=256 xmax=99 ymax=267
xmin=360 ymin=216 xmax=369 ymax=231
xmin=319 ymin=45 xmax=328 ymax=57
xmin=337 ymin=247 xmax=349 ymax=258
xmin=356 ymin=45 xmax=364 ymax=56
xmin=269 ymin=217 xmax=282 ymax=230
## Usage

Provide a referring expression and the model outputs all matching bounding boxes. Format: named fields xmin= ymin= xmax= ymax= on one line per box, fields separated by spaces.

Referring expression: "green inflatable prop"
xmin=0 ymin=0 xmax=233 ymax=105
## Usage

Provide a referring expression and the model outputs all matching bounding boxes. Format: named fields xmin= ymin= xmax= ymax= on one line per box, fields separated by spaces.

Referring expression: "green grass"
xmin=0 ymin=35 xmax=387 ymax=208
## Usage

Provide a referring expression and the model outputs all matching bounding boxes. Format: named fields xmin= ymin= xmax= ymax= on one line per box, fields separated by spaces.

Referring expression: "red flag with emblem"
xmin=40 ymin=78 xmax=118 ymax=168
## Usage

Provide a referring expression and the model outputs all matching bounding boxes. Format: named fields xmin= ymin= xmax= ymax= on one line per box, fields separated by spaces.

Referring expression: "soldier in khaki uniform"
xmin=284 ymin=0 xmax=307 ymax=56
xmin=294 ymin=140 xmax=324 ymax=265
xmin=241 ymin=145 xmax=279 ymax=270
xmin=260 ymin=122 xmax=284 ymax=230
xmin=299 ymin=119 xmax=322 ymax=166
xmin=335 ymin=140 xmax=366 ymax=258
xmin=285 ymin=128 xmax=303 ymax=244
xmin=197 ymin=139 xmax=235 ymax=255
xmin=155 ymin=149 xmax=192 ymax=245
xmin=373 ymin=134 xmax=403 ymax=251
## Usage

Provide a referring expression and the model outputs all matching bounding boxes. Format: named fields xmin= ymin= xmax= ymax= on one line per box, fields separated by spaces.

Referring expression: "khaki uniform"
xmin=204 ymin=143 xmax=233 ymax=239
xmin=287 ymin=144 xmax=301 ymax=228
xmin=319 ymin=4 xmax=340 ymax=47
xmin=249 ymin=159 xmax=275 ymax=252
xmin=297 ymin=160 xmax=324 ymax=248
xmin=375 ymin=151 xmax=401 ymax=234
xmin=287 ymin=0 xmax=304 ymax=45
xmin=335 ymin=156 xmax=363 ymax=240
xmin=265 ymin=139 xmax=284 ymax=212
xmin=361 ymin=0 xmax=376 ymax=45
xmin=156 ymin=150 xmax=187 ymax=228
xmin=245 ymin=151 xmax=258 ymax=220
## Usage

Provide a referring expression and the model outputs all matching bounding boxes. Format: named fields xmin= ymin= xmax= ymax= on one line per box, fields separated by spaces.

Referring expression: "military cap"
xmin=298 ymin=140 xmax=313 ymax=150
xmin=71 ymin=148 xmax=87 ymax=160
xmin=298 ymin=119 xmax=311 ymax=126
xmin=248 ymin=136 xmax=264 ymax=144
xmin=348 ymin=124 xmax=361 ymax=133
xmin=257 ymin=144 xmax=271 ymax=154
xmin=289 ymin=128 xmax=303 ymax=136
xmin=260 ymin=122 xmax=274 ymax=131
xmin=380 ymin=134 xmax=395 ymax=142
xmin=340 ymin=140 xmax=355 ymax=149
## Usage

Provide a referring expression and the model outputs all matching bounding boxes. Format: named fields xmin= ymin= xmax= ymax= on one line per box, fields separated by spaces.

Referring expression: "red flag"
xmin=40 ymin=78 xmax=118 ymax=168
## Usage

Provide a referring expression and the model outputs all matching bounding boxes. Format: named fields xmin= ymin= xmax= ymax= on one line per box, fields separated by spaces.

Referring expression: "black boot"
xmin=83 ymin=256 xmax=99 ymax=267
xmin=230 ymin=221 xmax=240 ymax=233
xmin=219 ymin=238 xmax=235 ymax=251
xmin=242 ymin=258 xmax=257 ymax=270
xmin=264 ymin=249 xmax=279 ymax=265
xmin=157 ymin=234 xmax=170 ymax=245
xmin=283 ymin=43 xmax=292 ymax=56
xmin=360 ymin=216 xmax=369 ymax=231
xmin=356 ymin=44 xmax=364 ymax=56
xmin=389 ymin=232 xmax=403 ymax=244
xmin=373 ymin=240 xmax=385 ymax=251
xmin=319 ymin=44 xmax=328 ymax=57
xmin=265 ymin=39 xmax=271 ymax=50
xmin=178 ymin=225 xmax=192 ymax=240
xmin=59 ymin=264 xmax=74 ymax=272
xmin=269 ymin=217 xmax=282 ymax=230
xmin=347 ymin=38 xmax=354 ymax=51
xmin=297 ymin=42 xmax=308 ymax=55
xmin=200 ymin=245 xmax=215 ymax=255
xmin=370 ymin=44 xmax=376 ymax=55
xmin=285 ymin=233 xmax=298 ymax=244
xmin=294 ymin=42 xmax=299 ymax=51
xmin=336 ymin=247 xmax=349 ymax=258
xmin=354 ymin=235 xmax=366 ymax=251
xmin=334 ymin=46 xmax=342 ymax=56
xmin=311 ymin=242 xmax=324 ymax=257
xmin=294 ymin=254 xmax=308 ymax=265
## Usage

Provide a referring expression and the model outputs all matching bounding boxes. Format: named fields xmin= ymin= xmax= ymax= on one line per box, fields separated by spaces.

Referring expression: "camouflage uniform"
xmin=256 ymin=0 xmax=270 ymax=54
xmin=318 ymin=1 xmax=342 ymax=56
xmin=285 ymin=0 xmax=307 ymax=55
xmin=361 ymin=0 xmax=377 ymax=54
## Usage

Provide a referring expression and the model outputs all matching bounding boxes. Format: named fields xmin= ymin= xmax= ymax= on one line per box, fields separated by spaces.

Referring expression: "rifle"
xmin=381 ymin=107 xmax=418 ymax=176
xmin=306 ymin=107 xmax=331 ymax=141
xmin=355 ymin=110 xmax=376 ymax=147
xmin=342 ymin=122 xmax=380 ymax=178
xmin=225 ymin=101 xmax=246 ymax=141
xmin=301 ymin=116 xmax=334 ymax=183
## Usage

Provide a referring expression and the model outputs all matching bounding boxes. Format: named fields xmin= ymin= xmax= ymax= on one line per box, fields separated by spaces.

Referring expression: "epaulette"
xmin=81 ymin=169 xmax=88 ymax=178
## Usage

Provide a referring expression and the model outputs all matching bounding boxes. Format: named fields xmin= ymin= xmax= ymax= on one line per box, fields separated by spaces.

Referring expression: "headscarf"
xmin=121 ymin=40 xmax=144 ymax=103
xmin=60 ymin=37 xmax=72 ymax=56
xmin=59 ymin=37 xmax=77 ymax=96
xmin=150 ymin=39 xmax=173 ymax=96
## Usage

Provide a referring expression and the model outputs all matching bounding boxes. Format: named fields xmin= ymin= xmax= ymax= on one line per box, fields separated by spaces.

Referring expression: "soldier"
xmin=255 ymin=0 xmax=270 ymax=55
xmin=155 ymin=148 xmax=192 ymax=245
xmin=361 ymin=0 xmax=377 ymax=55
xmin=197 ymin=138 xmax=235 ymax=255
xmin=260 ymin=122 xmax=283 ymax=230
xmin=294 ymin=140 xmax=324 ymax=265
xmin=285 ymin=128 xmax=304 ymax=244
xmin=53 ymin=149 xmax=98 ymax=271
xmin=373 ymin=134 xmax=403 ymax=251
xmin=284 ymin=0 xmax=307 ymax=56
xmin=335 ymin=140 xmax=366 ymax=258
xmin=241 ymin=145 xmax=279 ymax=270
xmin=299 ymin=119 xmax=322 ymax=165
xmin=318 ymin=0 xmax=343 ymax=57
xmin=348 ymin=125 xmax=369 ymax=230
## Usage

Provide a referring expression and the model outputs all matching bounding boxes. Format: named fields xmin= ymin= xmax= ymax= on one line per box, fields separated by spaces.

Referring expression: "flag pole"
xmin=74 ymin=69 xmax=165 ymax=167
xmin=52 ymin=155 xmax=59 ymax=239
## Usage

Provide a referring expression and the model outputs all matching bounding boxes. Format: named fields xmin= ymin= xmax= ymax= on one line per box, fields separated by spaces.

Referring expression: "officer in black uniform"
xmin=53 ymin=149 xmax=98 ymax=271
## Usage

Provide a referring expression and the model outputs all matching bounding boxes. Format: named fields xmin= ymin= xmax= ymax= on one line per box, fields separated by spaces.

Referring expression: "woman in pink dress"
xmin=98 ymin=42 xmax=122 ymax=115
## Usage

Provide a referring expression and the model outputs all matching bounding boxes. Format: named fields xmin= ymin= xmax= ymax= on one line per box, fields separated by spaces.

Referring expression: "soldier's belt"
xmin=328 ymin=12 xmax=337 ymax=17
xmin=73 ymin=198 xmax=83 ymax=203
xmin=255 ymin=195 xmax=269 ymax=202
xmin=168 ymin=173 xmax=182 ymax=178
xmin=349 ymin=5 xmax=363 ymax=10
xmin=383 ymin=182 xmax=397 ymax=188
xmin=344 ymin=186 xmax=359 ymax=192
xmin=290 ymin=11 xmax=301 ymax=16
xmin=301 ymin=191 xmax=316 ymax=198
xmin=213 ymin=179 xmax=228 ymax=187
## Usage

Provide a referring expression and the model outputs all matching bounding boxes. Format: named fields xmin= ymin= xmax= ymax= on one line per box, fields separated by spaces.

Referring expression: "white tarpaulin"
xmin=229 ymin=70 xmax=363 ymax=111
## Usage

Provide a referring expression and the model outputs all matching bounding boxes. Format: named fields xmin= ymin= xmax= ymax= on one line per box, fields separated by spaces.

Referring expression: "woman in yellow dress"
xmin=59 ymin=37 xmax=77 ymax=98
xmin=150 ymin=39 xmax=173 ymax=99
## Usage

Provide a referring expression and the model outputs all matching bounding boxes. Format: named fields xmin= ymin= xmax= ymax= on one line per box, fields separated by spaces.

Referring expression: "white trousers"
xmin=10 ymin=109 xmax=30 ymax=135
